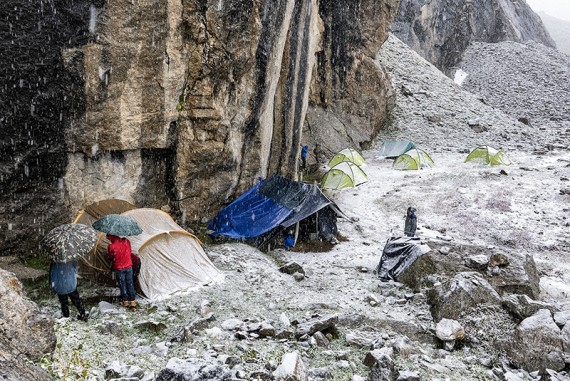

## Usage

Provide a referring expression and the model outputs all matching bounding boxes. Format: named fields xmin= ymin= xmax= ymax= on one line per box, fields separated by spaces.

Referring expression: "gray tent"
xmin=379 ymin=140 xmax=415 ymax=158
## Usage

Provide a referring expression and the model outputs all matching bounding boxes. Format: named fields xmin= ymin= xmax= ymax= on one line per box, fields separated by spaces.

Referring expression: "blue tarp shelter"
xmin=208 ymin=175 xmax=337 ymax=239
xmin=379 ymin=140 xmax=415 ymax=158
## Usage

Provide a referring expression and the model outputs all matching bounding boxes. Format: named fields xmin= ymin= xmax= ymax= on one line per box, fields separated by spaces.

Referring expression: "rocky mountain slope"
xmin=392 ymin=0 xmax=556 ymax=74
xmin=0 ymin=0 xmax=398 ymax=258
xmin=458 ymin=40 xmax=570 ymax=131
xmin=4 ymin=33 xmax=569 ymax=381
xmin=537 ymin=12 xmax=570 ymax=55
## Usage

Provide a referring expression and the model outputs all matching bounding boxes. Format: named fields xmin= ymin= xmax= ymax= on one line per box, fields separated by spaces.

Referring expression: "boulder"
xmin=155 ymin=358 xmax=231 ymax=381
xmin=399 ymin=244 xmax=540 ymax=299
xmin=279 ymin=262 xmax=306 ymax=276
xmin=502 ymin=294 xmax=559 ymax=321
xmin=363 ymin=347 xmax=394 ymax=368
xmin=396 ymin=371 xmax=421 ymax=381
xmin=367 ymin=350 xmax=397 ymax=381
xmin=554 ymin=311 xmax=570 ymax=328
xmin=105 ymin=361 xmax=145 ymax=380
xmin=0 ymin=268 xmax=55 ymax=381
xmin=273 ymin=352 xmax=308 ymax=381
xmin=295 ymin=315 xmax=339 ymax=339
xmin=506 ymin=309 xmax=565 ymax=372
xmin=435 ymin=319 xmax=465 ymax=341
xmin=428 ymin=272 xmax=502 ymax=321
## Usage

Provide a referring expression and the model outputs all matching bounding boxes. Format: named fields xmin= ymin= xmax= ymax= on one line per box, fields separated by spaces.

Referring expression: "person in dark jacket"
xmin=404 ymin=207 xmax=417 ymax=237
xmin=49 ymin=260 xmax=88 ymax=321
xmin=107 ymin=234 xmax=137 ymax=308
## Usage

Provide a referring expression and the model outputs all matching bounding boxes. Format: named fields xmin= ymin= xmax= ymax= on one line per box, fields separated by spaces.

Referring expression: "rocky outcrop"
xmin=1 ymin=0 xmax=398 ymax=257
xmin=398 ymin=242 xmax=541 ymax=299
xmin=392 ymin=0 xmax=556 ymax=74
xmin=0 ymin=268 xmax=55 ymax=381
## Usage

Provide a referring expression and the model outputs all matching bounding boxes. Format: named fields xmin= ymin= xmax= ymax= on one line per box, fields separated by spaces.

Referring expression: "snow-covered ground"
xmin=31 ymin=35 xmax=570 ymax=381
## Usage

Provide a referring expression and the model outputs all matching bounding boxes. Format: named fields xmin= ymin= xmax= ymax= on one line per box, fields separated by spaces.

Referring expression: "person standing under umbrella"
xmin=106 ymin=234 xmax=137 ymax=308
xmin=49 ymin=260 xmax=88 ymax=321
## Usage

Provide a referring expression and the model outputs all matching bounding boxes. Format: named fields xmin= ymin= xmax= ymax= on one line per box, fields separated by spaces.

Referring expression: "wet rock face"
xmin=2 ymin=0 xmax=398 ymax=256
xmin=0 ymin=0 xmax=88 ymax=255
xmin=392 ymin=0 xmax=556 ymax=74
xmin=0 ymin=269 xmax=55 ymax=381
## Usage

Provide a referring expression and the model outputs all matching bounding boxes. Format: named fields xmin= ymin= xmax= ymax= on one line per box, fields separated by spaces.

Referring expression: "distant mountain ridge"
xmin=392 ymin=0 xmax=556 ymax=75
xmin=537 ymin=11 xmax=570 ymax=55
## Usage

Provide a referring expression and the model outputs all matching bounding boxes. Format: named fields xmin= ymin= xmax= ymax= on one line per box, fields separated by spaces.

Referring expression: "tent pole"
xmin=316 ymin=211 xmax=319 ymax=239
xmin=294 ymin=221 xmax=299 ymax=246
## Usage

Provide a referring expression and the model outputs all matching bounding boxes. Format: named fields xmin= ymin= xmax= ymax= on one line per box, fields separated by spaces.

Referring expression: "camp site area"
xmin=25 ymin=145 xmax=570 ymax=380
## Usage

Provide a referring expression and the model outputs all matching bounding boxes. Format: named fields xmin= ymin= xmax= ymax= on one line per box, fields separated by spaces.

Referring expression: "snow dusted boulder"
xmin=399 ymin=243 xmax=540 ymax=298
xmin=273 ymin=352 xmax=308 ymax=381
xmin=436 ymin=318 xmax=464 ymax=351
xmin=155 ymin=358 xmax=231 ymax=381
xmin=502 ymin=294 xmax=559 ymax=321
xmin=0 ymin=268 xmax=55 ymax=381
xmin=428 ymin=272 xmax=502 ymax=321
xmin=435 ymin=319 xmax=465 ymax=341
xmin=105 ymin=361 xmax=145 ymax=379
xmin=295 ymin=315 xmax=339 ymax=339
xmin=506 ymin=309 xmax=565 ymax=372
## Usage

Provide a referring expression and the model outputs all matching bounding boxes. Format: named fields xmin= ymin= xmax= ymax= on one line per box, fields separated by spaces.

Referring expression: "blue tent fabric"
xmin=209 ymin=175 xmax=335 ymax=239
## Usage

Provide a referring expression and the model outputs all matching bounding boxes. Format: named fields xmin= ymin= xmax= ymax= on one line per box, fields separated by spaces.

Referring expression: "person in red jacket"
xmin=106 ymin=234 xmax=137 ymax=307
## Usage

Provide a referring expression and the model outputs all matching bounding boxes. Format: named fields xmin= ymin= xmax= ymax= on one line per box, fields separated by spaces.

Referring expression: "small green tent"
xmin=379 ymin=140 xmax=415 ymax=158
xmin=465 ymin=146 xmax=511 ymax=166
xmin=328 ymin=148 xmax=366 ymax=168
xmin=321 ymin=162 xmax=369 ymax=189
xmin=393 ymin=148 xmax=435 ymax=170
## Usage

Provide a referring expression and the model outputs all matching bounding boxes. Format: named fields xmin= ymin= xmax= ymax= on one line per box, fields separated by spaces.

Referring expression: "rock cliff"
xmin=392 ymin=0 xmax=556 ymax=74
xmin=1 ymin=0 xmax=399 ymax=257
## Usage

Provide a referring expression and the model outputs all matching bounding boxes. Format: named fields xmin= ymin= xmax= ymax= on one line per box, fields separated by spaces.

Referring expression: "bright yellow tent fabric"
xmin=465 ymin=146 xmax=511 ymax=166
xmin=321 ymin=162 xmax=369 ymax=189
xmin=328 ymin=148 xmax=366 ymax=168
xmin=393 ymin=149 xmax=435 ymax=170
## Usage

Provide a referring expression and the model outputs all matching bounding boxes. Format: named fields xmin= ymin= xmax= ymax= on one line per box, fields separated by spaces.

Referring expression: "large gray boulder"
xmin=428 ymin=272 xmax=502 ymax=321
xmin=506 ymin=309 xmax=565 ymax=372
xmin=0 ymin=268 xmax=55 ymax=381
xmin=399 ymin=243 xmax=540 ymax=299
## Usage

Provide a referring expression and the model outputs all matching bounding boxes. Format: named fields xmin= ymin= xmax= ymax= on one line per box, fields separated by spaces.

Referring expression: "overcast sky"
xmin=526 ymin=0 xmax=570 ymax=22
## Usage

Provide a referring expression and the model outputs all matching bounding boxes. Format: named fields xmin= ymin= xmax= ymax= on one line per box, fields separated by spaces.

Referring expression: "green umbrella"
xmin=92 ymin=214 xmax=142 ymax=237
xmin=41 ymin=224 xmax=99 ymax=263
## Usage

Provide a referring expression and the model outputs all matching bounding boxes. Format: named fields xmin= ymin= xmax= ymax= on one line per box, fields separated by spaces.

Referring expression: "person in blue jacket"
xmin=284 ymin=230 xmax=295 ymax=250
xmin=301 ymin=145 xmax=309 ymax=170
xmin=49 ymin=260 xmax=88 ymax=321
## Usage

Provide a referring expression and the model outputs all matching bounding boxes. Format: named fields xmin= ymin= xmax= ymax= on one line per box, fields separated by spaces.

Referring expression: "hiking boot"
xmin=129 ymin=301 xmax=137 ymax=308
xmin=121 ymin=301 xmax=130 ymax=307
xmin=77 ymin=314 xmax=89 ymax=322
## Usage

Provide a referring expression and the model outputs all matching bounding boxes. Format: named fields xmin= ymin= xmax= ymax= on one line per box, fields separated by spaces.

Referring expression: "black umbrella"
xmin=92 ymin=214 xmax=142 ymax=237
xmin=42 ymin=224 xmax=99 ymax=263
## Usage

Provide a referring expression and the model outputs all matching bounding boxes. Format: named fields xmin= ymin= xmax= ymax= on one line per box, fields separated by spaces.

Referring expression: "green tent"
xmin=379 ymin=139 xmax=415 ymax=158
xmin=465 ymin=146 xmax=511 ymax=166
xmin=321 ymin=162 xmax=369 ymax=189
xmin=393 ymin=148 xmax=435 ymax=170
xmin=328 ymin=148 xmax=366 ymax=168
